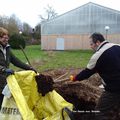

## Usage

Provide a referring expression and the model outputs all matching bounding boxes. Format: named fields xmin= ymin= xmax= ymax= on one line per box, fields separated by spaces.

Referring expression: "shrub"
xmin=9 ymin=33 xmax=26 ymax=49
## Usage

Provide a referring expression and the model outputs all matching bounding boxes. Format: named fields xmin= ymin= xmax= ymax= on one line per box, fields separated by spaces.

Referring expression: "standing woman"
xmin=0 ymin=27 xmax=35 ymax=109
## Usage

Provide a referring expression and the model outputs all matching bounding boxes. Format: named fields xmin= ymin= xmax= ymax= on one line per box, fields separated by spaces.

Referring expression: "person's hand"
xmin=70 ymin=75 xmax=76 ymax=81
xmin=5 ymin=69 xmax=14 ymax=75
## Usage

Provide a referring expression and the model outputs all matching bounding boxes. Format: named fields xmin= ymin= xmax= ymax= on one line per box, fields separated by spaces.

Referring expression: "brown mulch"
xmin=36 ymin=68 xmax=120 ymax=120
xmin=41 ymin=68 xmax=103 ymax=108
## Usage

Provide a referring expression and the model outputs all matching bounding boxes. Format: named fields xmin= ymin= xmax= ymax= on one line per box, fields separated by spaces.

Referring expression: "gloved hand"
xmin=70 ymin=75 xmax=76 ymax=81
xmin=5 ymin=69 xmax=14 ymax=75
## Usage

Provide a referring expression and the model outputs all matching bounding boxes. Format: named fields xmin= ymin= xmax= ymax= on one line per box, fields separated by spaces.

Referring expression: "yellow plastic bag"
xmin=33 ymin=90 xmax=73 ymax=120
xmin=7 ymin=71 xmax=37 ymax=120
xmin=0 ymin=96 xmax=22 ymax=120
xmin=5 ymin=71 xmax=73 ymax=120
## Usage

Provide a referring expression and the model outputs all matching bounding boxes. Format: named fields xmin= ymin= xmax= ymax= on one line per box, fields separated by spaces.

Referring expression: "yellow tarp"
xmin=7 ymin=71 xmax=73 ymax=120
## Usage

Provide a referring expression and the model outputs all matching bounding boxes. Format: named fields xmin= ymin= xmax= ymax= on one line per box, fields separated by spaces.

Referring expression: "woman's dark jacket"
xmin=0 ymin=45 xmax=32 ymax=93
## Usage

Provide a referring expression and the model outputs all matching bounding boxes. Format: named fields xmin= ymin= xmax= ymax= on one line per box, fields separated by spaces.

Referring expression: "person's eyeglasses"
xmin=2 ymin=36 xmax=9 ymax=40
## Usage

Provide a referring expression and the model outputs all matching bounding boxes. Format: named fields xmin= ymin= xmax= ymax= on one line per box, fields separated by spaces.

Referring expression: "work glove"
xmin=5 ymin=69 xmax=14 ymax=76
xmin=70 ymin=75 xmax=76 ymax=81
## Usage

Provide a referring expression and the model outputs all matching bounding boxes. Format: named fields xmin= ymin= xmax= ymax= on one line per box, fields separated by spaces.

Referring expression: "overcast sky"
xmin=0 ymin=0 xmax=120 ymax=27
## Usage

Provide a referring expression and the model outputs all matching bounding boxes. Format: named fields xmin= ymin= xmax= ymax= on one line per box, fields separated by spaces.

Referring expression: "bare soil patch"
xmin=39 ymin=68 xmax=103 ymax=119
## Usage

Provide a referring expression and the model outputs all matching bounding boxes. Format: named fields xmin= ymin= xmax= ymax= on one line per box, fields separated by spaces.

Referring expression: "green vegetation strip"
xmin=11 ymin=45 xmax=93 ymax=72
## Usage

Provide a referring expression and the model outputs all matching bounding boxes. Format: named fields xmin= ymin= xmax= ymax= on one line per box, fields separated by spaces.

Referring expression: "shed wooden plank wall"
xmin=41 ymin=34 xmax=120 ymax=50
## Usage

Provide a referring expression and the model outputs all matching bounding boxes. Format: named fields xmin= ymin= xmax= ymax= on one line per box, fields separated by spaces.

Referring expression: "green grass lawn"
xmin=11 ymin=45 xmax=93 ymax=72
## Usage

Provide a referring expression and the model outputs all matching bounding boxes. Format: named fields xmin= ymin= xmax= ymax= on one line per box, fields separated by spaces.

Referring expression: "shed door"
xmin=56 ymin=38 xmax=64 ymax=50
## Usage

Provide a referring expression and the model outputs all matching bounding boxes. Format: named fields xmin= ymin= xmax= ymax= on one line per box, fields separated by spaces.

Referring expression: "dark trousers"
xmin=95 ymin=91 xmax=120 ymax=120
xmin=0 ymin=94 xmax=4 ymax=109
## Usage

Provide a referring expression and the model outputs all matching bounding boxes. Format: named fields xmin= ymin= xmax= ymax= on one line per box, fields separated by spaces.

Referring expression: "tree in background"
xmin=0 ymin=14 xmax=22 ymax=35
xmin=22 ymin=22 xmax=31 ymax=36
xmin=39 ymin=4 xmax=58 ymax=23
xmin=0 ymin=15 xmax=7 ymax=27
xmin=0 ymin=14 xmax=42 ymax=45
xmin=7 ymin=14 xmax=20 ymax=35
xmin=21 ymin=22 xmax=32 ymax=45
xmin=35 ymin=23 xmax=41 ymax=39
xmin=0 ymin=14 xmax=35 ymax=45
xmin=9 ymin=33 xmax=26 ymax=49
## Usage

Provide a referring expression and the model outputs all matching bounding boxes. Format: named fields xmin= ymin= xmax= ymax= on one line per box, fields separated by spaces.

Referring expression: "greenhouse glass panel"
xmin=41 ymin=2 xmax=120 ymax=35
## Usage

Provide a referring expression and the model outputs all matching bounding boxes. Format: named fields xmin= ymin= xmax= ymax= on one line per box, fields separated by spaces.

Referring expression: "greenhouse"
xmin=41 ymin=2 xmax=120 ymax=50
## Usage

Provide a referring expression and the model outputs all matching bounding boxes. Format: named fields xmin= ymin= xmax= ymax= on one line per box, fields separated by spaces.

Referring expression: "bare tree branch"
xmin=39 ymin=5 xmax=58 ymax=23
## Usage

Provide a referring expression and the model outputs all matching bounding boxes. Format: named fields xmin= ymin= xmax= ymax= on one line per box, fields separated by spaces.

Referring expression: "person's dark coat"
xmin=0 ymin=45 xmax=32 ymax=93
